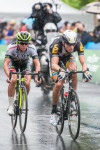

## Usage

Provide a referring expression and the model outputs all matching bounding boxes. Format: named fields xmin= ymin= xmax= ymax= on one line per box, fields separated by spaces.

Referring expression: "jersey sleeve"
xmin=5 ymin=44 xmax=15 ymax=59
xmin=29 ymin=44 xmax=39 ymax=59
xmin=50 ymin=38 xmax=60 ymax=57
xmin=74 ymin=42 xmax=84 ymax=55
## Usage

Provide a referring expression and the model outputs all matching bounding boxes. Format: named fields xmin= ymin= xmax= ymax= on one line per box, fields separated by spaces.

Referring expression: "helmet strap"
xmin=62 ymin=40 xmax=65 ymax=46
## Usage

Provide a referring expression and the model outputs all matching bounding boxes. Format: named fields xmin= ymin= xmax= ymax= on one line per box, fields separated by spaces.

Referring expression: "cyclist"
xmin=49 ymin=29 xmax=92 ymax=126
xmin=3 ymin=31 xmax=41 ymax=115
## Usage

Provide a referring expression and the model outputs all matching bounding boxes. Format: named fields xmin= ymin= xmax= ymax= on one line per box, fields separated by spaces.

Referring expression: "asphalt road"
xmin=0 ymin=68 xmax=100 ymax=150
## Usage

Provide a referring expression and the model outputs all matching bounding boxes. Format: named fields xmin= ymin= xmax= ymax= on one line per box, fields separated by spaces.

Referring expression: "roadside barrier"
xmin=74 ymin=49 xmax=100 ymax=84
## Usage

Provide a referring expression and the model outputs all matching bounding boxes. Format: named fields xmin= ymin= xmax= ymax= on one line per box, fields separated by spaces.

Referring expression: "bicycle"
xmin=56 ymin=69 xmax=84 ymax=140
xmin=9 ymin=70 xmax=38 ymax=133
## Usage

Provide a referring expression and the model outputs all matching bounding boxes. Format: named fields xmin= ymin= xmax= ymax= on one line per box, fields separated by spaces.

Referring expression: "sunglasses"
xmin=19 ymin=42 xmax=28 ymax=45
xmin=65 ymin=42 xmax=76 ymax=46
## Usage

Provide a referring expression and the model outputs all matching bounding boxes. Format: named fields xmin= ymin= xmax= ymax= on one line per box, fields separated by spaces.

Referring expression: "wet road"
xmin=0 ymin=68 xmax=100 ymax=150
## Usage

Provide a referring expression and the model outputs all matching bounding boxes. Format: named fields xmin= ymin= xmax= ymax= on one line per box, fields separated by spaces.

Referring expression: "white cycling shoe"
xmin=50 ymin=113 xmax=57 ymax=126
xmin=7 ymin=106 xmax=14 ymax=115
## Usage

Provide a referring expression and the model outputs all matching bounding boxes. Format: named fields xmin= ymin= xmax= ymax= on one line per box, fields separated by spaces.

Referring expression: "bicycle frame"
xmin=9 ymin=70 xmax=39 ymax=133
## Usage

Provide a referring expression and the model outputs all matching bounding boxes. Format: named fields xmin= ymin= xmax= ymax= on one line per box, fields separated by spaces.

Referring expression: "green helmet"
xmin=16 ymin=31 xmax=31 ymax=43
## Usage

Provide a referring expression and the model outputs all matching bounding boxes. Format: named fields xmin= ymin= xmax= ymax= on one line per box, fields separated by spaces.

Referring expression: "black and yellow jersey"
xmin=50 ymin=35 xmax=84 ymax=57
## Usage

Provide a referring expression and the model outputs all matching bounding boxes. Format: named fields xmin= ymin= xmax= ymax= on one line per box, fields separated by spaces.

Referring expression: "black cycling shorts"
xmin=9 ymin=60 xmax=31 ymax=72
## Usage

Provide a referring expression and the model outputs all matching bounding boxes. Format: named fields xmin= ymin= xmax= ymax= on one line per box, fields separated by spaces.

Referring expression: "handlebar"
xmin=9 ymin=70 xmax=40 ymax=81
xmin=55 ymin=69 xmax=87 ymax=83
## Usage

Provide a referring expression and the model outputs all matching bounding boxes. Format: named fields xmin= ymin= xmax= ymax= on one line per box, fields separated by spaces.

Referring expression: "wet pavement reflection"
xmin=0 ymin=69 xmax=100 ymax=150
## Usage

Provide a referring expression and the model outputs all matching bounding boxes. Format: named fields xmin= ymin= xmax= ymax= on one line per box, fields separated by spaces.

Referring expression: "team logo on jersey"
xmin=52 ymin=44 xmax=58 ymax=53
xmin=80 ymin=42 xmax=84 ymax=51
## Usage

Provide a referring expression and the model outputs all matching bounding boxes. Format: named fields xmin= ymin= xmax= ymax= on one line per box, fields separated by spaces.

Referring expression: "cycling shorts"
xmin=9 ymin=60 xmax=31 ymax=72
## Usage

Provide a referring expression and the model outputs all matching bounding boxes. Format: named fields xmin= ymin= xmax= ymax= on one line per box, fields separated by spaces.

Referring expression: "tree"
xmin=62 ymin=0 xmax=100 ymax=9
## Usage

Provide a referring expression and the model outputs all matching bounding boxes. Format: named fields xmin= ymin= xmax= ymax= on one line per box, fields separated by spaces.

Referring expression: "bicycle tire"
xmin=11 ymin=89 xmax=18 ymax=129
xmin=56 ymin=88 xmax=64 ymax=135
xmin=68 ymin=89 xmax=80 ymax=140
xmin=19 ymin=86 xmax=28 ymax=133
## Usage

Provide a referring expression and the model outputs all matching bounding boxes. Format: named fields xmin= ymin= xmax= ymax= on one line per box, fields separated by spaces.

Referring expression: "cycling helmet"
xmin=16 ymin=31 xmax=31 ymax=43
xmin=44 ymin=23 xmax=57 ymax=33
xmin=43 ymin=0 xmax=52 ymax=7
xmin=62 ymin=30 xmax=77 ymax=45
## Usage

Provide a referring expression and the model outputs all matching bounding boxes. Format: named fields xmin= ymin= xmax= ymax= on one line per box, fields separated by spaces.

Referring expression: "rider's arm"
xmin=51 ymin=56 xmax=64 ymax=72
xmin=3 ymin=58 xmax=11 ymax=77
xmin=78 ymin=55 xmax=88 ymax=71
xmin=33 ymin=58 xmax=40 ymax=73
xmin=75 ymin=42 xmax=88 ymax=71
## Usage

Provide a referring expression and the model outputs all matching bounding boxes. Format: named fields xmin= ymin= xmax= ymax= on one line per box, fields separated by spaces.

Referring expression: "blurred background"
xmin=0 ymin=0 xmax=100 ymax=84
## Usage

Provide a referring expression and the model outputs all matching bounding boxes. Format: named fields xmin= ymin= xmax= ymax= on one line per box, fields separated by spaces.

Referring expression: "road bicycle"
xmin=9 ymin=70 xmax=38 ymax=133
xmin=56 ymin=69 xmax=84 ymax=140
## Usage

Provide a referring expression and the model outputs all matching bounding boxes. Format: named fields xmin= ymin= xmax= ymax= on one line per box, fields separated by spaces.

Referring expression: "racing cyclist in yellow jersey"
xmin=3 ymin=31 xmax=41 ymax=115
xmin=49 ymin=29 xmax=92 ymax=126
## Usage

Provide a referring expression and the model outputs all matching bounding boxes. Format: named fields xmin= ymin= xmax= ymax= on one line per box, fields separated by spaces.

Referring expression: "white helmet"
xmin=44 ymin=23 xmax=57 ymax=33
xmin=42 ymin=0 xmax=52 ymax=7
xmin=62 ymin=30 xmax=77 ymax=44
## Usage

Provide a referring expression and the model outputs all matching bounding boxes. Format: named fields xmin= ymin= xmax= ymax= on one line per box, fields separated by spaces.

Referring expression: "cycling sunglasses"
xmin=20 ymin=43 xmax=28 ymax=45
xmin=18 ymin=41 xmax=28 ymax=45
xmin=65 ymin=42 xmax=76 ymax=46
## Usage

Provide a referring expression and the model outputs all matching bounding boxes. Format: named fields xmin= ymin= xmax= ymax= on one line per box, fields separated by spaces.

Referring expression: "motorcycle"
xmin=31 ymin=23 xmax=58 ymax=94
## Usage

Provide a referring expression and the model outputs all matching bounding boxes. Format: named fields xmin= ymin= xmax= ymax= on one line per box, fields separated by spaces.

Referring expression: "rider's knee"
xmin=68 ymin=62 xmax=77 ymax=71
xmin=11 ymin=77 xmax=17 ymax=84
xmin=72 ymin=73 xmax=78 ymax=80
xmin=25 ymin=81 xmax=30 ymax=87
xmin=55 ymin=81 xmax=63 ymax=89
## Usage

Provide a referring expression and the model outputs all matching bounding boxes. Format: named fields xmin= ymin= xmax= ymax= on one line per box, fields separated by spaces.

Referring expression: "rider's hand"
xmin=83 ymin=71 xmax=92 ymax=82
xmin=58 ymin=71 xmax=66 ymax=80
xmin=35 ymin=75 xmax=41 ymax=84
xmin=6 ymin=77 xmax=11 ymax=83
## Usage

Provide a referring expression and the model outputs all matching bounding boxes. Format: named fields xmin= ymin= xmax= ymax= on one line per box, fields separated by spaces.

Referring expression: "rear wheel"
xmin=56 ymin=88 xmax=64 ymax=135
xmin=19 ymin=86 xmax=28 ymax=133
xmin=68 ymin=89 xmax=80 ymax=140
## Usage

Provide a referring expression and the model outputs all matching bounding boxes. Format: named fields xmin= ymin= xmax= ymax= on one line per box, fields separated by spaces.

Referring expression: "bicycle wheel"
xmin=19 ymin=86 xmax=28 ymax=133
xmin=68 ymin=89 xmax=80 ymax=140
xmin=11 ymin=89 xmax=18 ymax=129
xmin=56 ymin=88 xmax=64 ymax=135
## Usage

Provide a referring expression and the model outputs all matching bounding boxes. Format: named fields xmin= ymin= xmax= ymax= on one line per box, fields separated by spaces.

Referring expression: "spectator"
xmin=5 ymin=20 xmax=16 ymax=44
xmin=70 ymin=22 xmax=77 ymax=33
xmin=19 ymin=22 xmax=28 ymax=32
xmin=76 ymin=22 xmax=92 ymax=46
xmin=58 ymin=21 xmax=70 ymax=33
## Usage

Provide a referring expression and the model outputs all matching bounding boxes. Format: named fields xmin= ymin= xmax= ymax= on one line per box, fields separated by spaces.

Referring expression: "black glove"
xmin=83 ymin=70 xmax=92 ymax=82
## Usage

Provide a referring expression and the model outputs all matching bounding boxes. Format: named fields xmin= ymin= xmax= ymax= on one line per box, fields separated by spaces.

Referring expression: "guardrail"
xmin=74 ymin=49 xmax=100 ymax=84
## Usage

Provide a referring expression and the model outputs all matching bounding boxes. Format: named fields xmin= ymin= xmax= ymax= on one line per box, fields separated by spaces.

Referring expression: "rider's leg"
xmin=8 ymin=74 xmax=17 ymax=115
xmin=50 ymin=72 xmax=63 ymax=126
xmin=25 ymin=75 xmax=31 ymax=94
xmin=66 ymin=56 xmax=78 ymax=90
xmin=52 ymin=72 xmax=63 ymax=113
xmin=67 ymin=61 xmax=78 ymax=90
xmin=8 ymin=74 xmax=17 ymax=97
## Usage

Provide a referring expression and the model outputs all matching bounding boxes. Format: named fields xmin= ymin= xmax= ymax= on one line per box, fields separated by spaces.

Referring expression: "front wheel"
xmin=68 ymin=89 xmax=80 ymax=140
xmin=11 ymin=89 xmax=19 ymax=129
xmin=19 ymin=86 xmax=28 ymax=133
xmin=56 ymin=88 xmax=64 ymax=135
